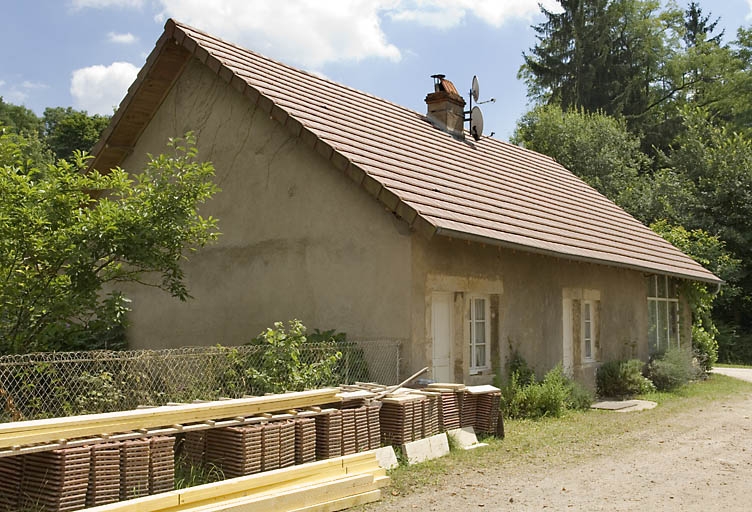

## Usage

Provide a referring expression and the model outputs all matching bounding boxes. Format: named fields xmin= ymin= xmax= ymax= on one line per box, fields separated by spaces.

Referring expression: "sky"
xmin=2 ymin=1 xmax=752 ymax=141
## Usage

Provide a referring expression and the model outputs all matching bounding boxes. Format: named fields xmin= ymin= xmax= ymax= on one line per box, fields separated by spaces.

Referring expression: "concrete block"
xmin=447 ymin=427 xmax=479 ymax=449
xmin=374 ymin=446 xmax=399 ymax=470
xmin=402 ymin=433 xmax=450 ymax=464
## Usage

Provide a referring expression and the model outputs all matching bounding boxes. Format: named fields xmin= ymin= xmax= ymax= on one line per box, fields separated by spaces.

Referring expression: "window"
xmin=648 ymin=275 xmax=680 ymax=355
xmin=469 ymin=296 xmax=490 ymax=374
xmin=582 ymin=300 xmax=594 ymax=362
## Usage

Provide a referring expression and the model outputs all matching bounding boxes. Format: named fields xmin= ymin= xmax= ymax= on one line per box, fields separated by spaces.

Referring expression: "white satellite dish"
xmin=470 ymin=106 xmax=483 ymax=141
xmin=471 ymin=75 xmax=480 ymax=103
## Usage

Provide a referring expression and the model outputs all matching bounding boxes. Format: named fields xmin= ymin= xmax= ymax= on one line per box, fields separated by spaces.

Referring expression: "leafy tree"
xmin=43 ymin=107 xmax=110 ymax=161
xmin=0 ymin=97 xmax=43 ymax=136
xmin=0 ymin=131 xmax=219 ymax=353
xmin=683 ymin=1 xmax=723 ymax=47
xmin=512 ymin=104 xmax=650 ymax=212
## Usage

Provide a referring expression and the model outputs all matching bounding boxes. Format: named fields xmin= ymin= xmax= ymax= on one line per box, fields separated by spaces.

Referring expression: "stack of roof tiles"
xmin=0 ymin=454 xmax=22 ymax=510
xmin=340 ymin=408 xmax=357 ymax=456
xmin=149 ymin=436 xmax=175 ymax=495
xmin=86 ymin=442 xmax=121 ymax=507
xmin=279 ymin=420 xmax=296 ymax=468
xmin=459 ymin=391 xmax=477 ymax=428
xmin=354 ymin=406 xmax=369 ymax=452
xmin=431 ymin=388 xmax=461 ymax=431
xmin=205 ymin=425 xmax=263 ymax=478
xmin=182 ymin=430 xmax=207 ymax=466
xmin=379 ymin=395 xmax=426 ymax=445
xmin=261 ymin=421 xmax=282 ymax=472
xmin=315 ymin=410 xmax=342 ymax=460
xmin=474 ymin=391 xmax=502 ymax=435
xmin=367 ymin=403 xmax=381 ymax=449
xmin=294 ymin=417 xmax=316 ymax=465
xmin=120 ymin=438 xmax=151 ymax=501
xmin=421 ymin=394 xmax=440 ymax=438
xmin=20 ymin=446 xmax=91 ymax=512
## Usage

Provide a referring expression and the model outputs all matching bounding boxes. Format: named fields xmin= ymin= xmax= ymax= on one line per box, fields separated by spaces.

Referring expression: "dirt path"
xmin=370 ymin=388 xmax=752 ymax=511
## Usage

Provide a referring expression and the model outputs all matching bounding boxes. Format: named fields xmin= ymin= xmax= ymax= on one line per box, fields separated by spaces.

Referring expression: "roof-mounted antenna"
xmin=465 ymin=75 xmax=495 ymax=141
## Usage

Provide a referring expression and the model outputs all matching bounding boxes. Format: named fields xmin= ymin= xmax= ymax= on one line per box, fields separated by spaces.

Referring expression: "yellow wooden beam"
xmin=0 ymin=388 xmax=340 ymax=449
xmin=288 ymin=490 xmax=382 ymax=512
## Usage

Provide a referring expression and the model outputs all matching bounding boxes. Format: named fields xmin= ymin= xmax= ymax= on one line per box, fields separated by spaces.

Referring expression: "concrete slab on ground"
xmin=402 ymin=433 xmax=450 ymax=464
xmin=447 ymin=427 xmax=488 ymax=450
xmin=592 ymin=400 xmax=657 ymax=412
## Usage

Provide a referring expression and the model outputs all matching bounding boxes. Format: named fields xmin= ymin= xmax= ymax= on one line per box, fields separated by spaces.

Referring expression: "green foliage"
xmin=42 ymin=107 xmax=110 ymax=161
xmin=596 ymin=359 xmax=655 ymax=398
xmin=501 ymin=363 xmax=592 ymax=419
xmin=646 ymin=347 xmax=698 ymax=391
xmin=0 ymin=97 xmax=44 ymax=135
xmin=512 ymin=104 xmax=650 ymax=208
xmin=505 ymin=346 xmax=535 ymax=386
xmin=246 ymin=320 xmax=342 ymax=394
xmin=68 ymin=371 xmax=125 ymax=415
xmin=308 ymin=328 xmax=369 ymax=384
xmin=692 ymin=324 xmax=718 ymax=373
xmin=174 ymin=456 xmax=224 ymax=489
xmin=0 ymin=131 xmax=220 ymax=353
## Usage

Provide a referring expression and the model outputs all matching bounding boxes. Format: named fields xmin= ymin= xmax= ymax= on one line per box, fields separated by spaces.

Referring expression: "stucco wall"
xmin=118 ymin=58 xmax=412 ymax=348
xmin=410 ymin=235 xmax=656 ymax=386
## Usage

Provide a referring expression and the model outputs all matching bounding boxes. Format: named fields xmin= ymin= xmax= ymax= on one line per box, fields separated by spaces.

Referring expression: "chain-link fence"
xmin=0 ymin=341 xmax=401 ymax=422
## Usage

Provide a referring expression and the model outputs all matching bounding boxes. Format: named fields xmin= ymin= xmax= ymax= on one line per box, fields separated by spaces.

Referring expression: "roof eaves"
xmin=435 ymin=226 xmax=723 ymax=285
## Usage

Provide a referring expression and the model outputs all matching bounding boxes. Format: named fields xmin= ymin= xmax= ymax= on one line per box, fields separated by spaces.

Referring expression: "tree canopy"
xmin=516 ymin=0 xmax=752 ymax=362
xmin=0 ymin=131 xmax=220 ymax=353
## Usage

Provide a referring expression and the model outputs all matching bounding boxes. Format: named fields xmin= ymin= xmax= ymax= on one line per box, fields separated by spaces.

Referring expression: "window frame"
xmin=468 ymin=295 xmax=491 ymax=375
xmin=581 ymin=300 xmax=596 ymax=363
xmin=647 ymin=275 xmax=680 ymax=355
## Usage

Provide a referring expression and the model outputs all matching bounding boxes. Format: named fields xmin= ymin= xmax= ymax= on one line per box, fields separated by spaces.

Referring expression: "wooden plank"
xmin=288 ymin=489 xmax=382 ymax=512
xmin=0 ymin=388 xmax=340 ymax=449
xmin=87 ymin=451 xmax=389 ymax=512
xmin=169 ymin=474 xmax=378 ymax=512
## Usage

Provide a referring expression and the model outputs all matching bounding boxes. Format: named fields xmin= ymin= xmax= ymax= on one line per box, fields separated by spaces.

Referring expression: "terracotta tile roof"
xmin=91 ymin=20 xmax=721 ymax=284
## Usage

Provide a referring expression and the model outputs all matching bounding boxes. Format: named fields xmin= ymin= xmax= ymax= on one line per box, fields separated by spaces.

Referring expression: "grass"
xmin=383 ymin=374 xmax=752 ymax=499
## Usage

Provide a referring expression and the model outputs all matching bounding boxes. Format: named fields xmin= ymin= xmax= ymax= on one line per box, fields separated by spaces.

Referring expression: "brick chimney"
xmin=425 ymin=74 xmax=466 ymax=139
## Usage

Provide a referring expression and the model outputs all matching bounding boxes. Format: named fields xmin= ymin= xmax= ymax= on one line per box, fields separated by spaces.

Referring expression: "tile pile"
xmin=182 ymin=430 xmax=207 ymax=465
xmin=86 ymin=442 xmax=121 ymax=507
xmin=261 ymin=421 xmax=282 ymax=472
xmin=20 ymin=446 xmax=91 ymax=512
xmin=315 ymin=409 xmax=342 ymax=460
xmin=205 ymin=425 xmax=263 ymax=478
xmin=294 ymin=417 xmax=316 ymax=465
xmin=279 ymin=420 xmax=296 ymax=468
xmin=421 ymin=394 xmax=440 ymax=438
xmin=0 ymin=453 xmax=22 ymax=510
xmin=341 ymin=408 xmax=357 ymax=456
xmin=367 ymin=403 xmax=381 ymax=449
xmin=379 ymin=394 xmax=426 ymax=445
xmin=149 ymin=436 xmax=175 ymax=495
xmin=119 ymin=438 xmax=151 ymax=501
xmin=466 ymin=386 xmax=503 ymax=435
xmin=459 ymin=391 xmax=477 ymax=428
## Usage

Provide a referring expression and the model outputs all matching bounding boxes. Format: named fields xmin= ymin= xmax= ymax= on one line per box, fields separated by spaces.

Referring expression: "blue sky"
xmin=2 ymin=1 xmax=752 ymax=140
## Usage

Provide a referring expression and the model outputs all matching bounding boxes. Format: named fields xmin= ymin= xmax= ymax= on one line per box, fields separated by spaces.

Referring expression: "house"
xmin=91 ymin=20 xmax=721 ymax=387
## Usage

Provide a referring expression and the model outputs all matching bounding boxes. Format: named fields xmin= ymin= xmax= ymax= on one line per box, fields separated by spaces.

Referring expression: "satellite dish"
xmin=471 ymin=75 xmax=480 ymax=103
xmin=470 ymin=106 xmax=483 ymax=141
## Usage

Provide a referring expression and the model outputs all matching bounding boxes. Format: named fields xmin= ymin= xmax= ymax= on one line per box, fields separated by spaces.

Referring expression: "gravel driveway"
xmin=369 ymin=377 xmax=752 ymax=511
xmin=712 ymin=366 xmax=752 ymax=383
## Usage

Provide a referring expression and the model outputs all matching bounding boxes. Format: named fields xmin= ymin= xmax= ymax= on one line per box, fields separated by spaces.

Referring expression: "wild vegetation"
xmin=515 ymin=0 xmax=752 ymax=363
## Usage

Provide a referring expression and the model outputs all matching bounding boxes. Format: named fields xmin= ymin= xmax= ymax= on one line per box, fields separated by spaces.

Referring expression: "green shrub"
xmin=566 ymin=380 xmax=595 ymax=411
xmin=692 ymin=325 xmax=718 ymax=373
xmin=505 ymin=348 xmax=535 ymax=386
xmin=501 ymin=364 xmax=581 ymax=419
xmin=646 ymin=348 xmax=697 ymax=391
xmin=596 ymin=359 xmax=655 ymax=398
xmin=246 ymin=320 xmax=341 ymax=394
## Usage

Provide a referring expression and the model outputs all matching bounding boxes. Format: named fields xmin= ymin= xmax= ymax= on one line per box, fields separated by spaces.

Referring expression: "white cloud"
xmin=70 ymin=62 xmax=139 ymax=114
xmin=70 ymin=0 xmax=143 ymax=8
xmin=389 ymin=0 xmax=561 ymax=29
xmin=108 ymin=31 xmax=137 ymax=44
xmin=156 ymin=0 xmax=402 ymax=68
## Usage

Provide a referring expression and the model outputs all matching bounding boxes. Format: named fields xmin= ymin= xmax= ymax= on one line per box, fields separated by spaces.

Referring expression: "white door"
xmin=432 ymin=292 xmax=453 ymax=382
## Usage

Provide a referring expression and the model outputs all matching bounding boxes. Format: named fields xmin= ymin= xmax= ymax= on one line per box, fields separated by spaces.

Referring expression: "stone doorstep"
xmin=446 ymin=426 xmax=485 ymax=450
xmin=402 ymin=433 xmax=450 ymax=465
